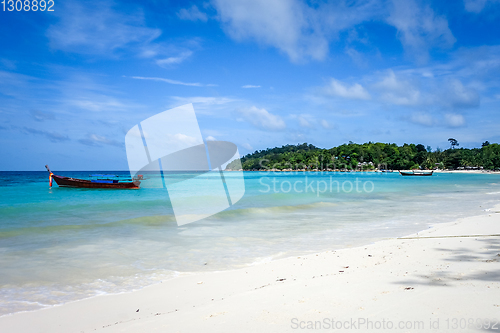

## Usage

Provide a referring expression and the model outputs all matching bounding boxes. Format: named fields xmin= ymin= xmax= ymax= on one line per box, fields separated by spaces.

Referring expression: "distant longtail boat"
xmin=399 ymin=170 xmax=433 ymax=176
xmin=45 ymin=165 xmax=141 ymax=189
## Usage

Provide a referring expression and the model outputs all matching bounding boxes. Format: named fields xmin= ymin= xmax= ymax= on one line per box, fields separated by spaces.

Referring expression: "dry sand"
xmin=1 ymin=207 xmax=499 ymax=332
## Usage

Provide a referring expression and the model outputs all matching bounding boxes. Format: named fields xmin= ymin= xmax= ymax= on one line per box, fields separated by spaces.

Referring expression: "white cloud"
xmin=0 ymin=58 xmax=16 ymax=70
xmin=445 ymin=46 xmax=500 ymax=81
xmin=242 ymin=85 xmax=261 ymax=88
xmin=213 ymin=0 xmax=454 ymax=63
xmin=0 ymin=70 xmax=35 ymax=98
xmin=205 ymin=136 xmax=217 ymax=141
xmin=445 ymin=79 xmax=479 ymax=108
xmin=324 ymin=78 xmax=371 ymax=100
xmin=444 ymin=113 xmax=466 ymax=127
xmin=291 ymin=113 xmax=318 ymax=128
xmin=79 ymin=134 xmax=121 ymax=147
xmin=169 ymin=96 xmax=239 ymax=116
xmin=288 ymin=131 xmax=306 ymax=141
xmin=24 ymin=127 xmax=70 ymax=143
xmin=177 ymin=5 xmax=208 ymax=22
xmin=464 ymin=0 xmax=487 ymax=12
xmin=386 ymin=0 xmax=455 ymax=62
xmin=47 ymin=0 xmax=161 ymax=55
xmin=0 ymin=70 xmax=143 ymax=125
xmin=241 ymin=142 xmax=253 ymax=151
xmin=69 ymin=96 xmax=131 ymax=112
xmin=213 ymin=0 xmax=382 ymax=62
xmin=410 ymin=112 xmax=436 ymax=126
xmin=130 ymin=76 xmax=216 ymax=87
xmin=321 ymin=119 xmax=332 ymax=129
xmin=409 ymin=112 xmax=465 ymax=128
xmin=375 ymin=70 xmax=420 ymax=106
xmin=463 ymin=0 xmax=500 ymax=13
xmin=46 ymin=0 xmax=199 ymax=69
xmin=137 ymin=39 xmax=201 ymax=65
xmin=168 ymin=133 xmax=201 ymax=147
xmin=297 ymin=115 xmax=313 ymax=128
xmin=237 ymin=106 xmax=286 ymax=130
xmin=30 ymin=110 xmax=55 ymax=122
xmin=213 ymin=0 xmax=323 ymax=62
xmin=308 ymin=44 xmax=493 ymax=129
xmin=345 ymin=47 xmax=367 ymax=67
xmin=170 ymin=96 xmax=237 ymax=105
xmin=156 ymin=51 xmax=193 ymax=67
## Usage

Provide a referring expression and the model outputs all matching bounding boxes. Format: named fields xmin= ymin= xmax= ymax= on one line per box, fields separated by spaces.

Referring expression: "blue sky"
xmin=1 ymin=0 xmax=500 ymax=170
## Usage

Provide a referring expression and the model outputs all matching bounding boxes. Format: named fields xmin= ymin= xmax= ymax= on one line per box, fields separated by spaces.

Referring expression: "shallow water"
xmin=1 ymin=171 xmax=499 ymax=315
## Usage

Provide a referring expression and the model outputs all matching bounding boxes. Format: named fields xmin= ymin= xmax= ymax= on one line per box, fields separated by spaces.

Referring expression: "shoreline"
xmin=226 ymin=169 xmax=500 ymax=174
xmin=1 ymin=204 xmax=499 ymax=332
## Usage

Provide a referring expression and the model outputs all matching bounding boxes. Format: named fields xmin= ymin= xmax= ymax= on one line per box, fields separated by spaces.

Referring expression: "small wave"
xmin=211 ymin=201 xmax=337 ymax=219
xmin=0 ymin=202 xmax=336 ymax=238
xmin=246 ymin=252 xmax=287 ymax=266
xmin=0 ymin=270 xmax=180 ymax=317
xmin=0 ymin=215 xmax=177 ymax=239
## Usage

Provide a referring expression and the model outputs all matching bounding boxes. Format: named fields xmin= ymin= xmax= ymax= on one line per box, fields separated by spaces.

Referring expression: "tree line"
xmin=227 ymin=141 xmax=500 ymax=171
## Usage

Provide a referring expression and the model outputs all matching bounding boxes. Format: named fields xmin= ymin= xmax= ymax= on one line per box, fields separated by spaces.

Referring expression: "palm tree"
xmin=448 ymin=138 xmax=459 ymax=149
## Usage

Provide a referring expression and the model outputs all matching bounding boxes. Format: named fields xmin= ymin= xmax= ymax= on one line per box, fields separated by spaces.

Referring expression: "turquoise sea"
xmin=1 ymin=170 xmax=500 ymax=315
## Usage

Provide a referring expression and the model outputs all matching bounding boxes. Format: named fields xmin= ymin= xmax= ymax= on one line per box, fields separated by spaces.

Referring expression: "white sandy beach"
xmin=1 ymin=207 xmax=499 ymax=333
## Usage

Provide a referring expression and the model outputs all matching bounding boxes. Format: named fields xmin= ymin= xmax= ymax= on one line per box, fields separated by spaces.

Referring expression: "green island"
xmin=227 ymin=140 xmax=500 ymax=171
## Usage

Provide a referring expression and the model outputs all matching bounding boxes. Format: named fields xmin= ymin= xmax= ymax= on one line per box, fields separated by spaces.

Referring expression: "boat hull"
xmin=52 ymin=174 xmax=140 ymax=189
xmin=399 ymin=171 xmax=433 ymax=176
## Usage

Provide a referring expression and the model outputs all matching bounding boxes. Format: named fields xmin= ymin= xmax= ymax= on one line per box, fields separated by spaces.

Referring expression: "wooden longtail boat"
xmin=45 ymin=165 xmax=140 ymax=189
xmin=399 ymin=170 xmax=433 ymax=176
